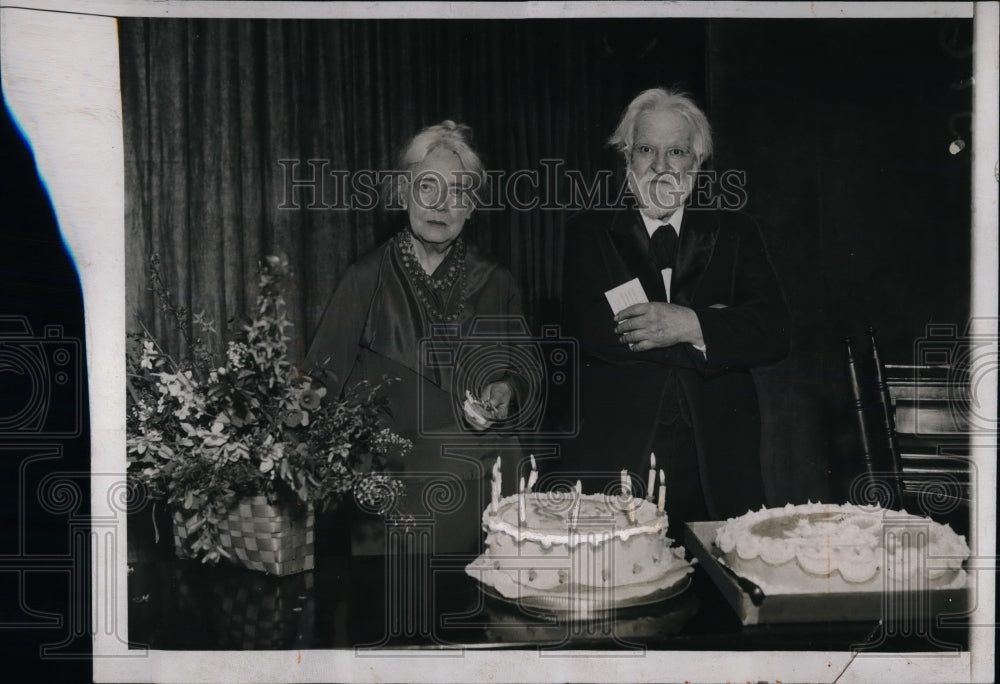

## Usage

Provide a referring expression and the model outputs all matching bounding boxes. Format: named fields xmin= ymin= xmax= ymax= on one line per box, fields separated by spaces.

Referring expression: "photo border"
xmin=1 ymin=1 xmax=995 ymax=682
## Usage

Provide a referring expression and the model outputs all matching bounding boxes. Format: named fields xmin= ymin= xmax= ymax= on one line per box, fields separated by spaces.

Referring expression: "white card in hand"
xmin=604 ymin=278 xmax=648 ymax=315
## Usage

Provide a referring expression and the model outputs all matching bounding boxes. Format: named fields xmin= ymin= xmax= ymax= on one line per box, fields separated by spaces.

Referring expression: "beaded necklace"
xmin=396 ymin=229 xmax=469 ymax=323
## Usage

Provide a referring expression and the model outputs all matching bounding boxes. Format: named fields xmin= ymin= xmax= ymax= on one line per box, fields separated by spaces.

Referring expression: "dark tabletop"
xmin=127 ymin=542 xmax=969 ymax=653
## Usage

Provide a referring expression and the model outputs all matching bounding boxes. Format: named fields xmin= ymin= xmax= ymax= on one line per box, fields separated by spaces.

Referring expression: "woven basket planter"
xmin=213 ymin=568 xmax=315 ymax=649
xmin=172 ymin=495 xmax=315 ymax=576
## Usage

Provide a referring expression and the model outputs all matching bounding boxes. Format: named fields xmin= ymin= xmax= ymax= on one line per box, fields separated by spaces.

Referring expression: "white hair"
xmin=607 ymin=88 xmax=713 ymax=165
xmin=390 ymin=120 xmax=485 ymax=206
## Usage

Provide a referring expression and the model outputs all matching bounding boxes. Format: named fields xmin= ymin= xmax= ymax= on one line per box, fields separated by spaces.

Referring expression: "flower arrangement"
xmin=126 ymin=254 xmax=410 ymax=564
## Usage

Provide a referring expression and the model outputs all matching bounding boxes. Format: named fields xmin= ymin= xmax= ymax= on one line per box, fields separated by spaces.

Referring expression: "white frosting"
xmin=468 ymin=491 xmax=693 ymax=601
xmin=482 ymin=493 xmax=668 ymax=548
xmin=715 ymin=502 xmax=970 ymax=593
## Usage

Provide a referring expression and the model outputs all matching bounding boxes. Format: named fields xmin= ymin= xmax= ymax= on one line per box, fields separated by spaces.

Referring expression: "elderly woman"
xmin=304 ymin=121 xmax=524 ymax=554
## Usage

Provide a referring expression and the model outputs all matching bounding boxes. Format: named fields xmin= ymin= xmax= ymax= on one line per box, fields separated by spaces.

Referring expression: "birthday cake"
xmin=466 ymin=490 xmax=693 ymax=606
xmin=714 ymin=502 xmax=970 ymax=594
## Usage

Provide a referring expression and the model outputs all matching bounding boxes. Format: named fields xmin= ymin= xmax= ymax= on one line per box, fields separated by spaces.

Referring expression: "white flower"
xmin=139 ymin=340 xmax=157 ymax=370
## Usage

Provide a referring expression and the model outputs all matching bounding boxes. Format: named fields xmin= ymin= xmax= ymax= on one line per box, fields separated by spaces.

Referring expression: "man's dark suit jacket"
xmin=560 ymin=206 xmax=790 ymax=520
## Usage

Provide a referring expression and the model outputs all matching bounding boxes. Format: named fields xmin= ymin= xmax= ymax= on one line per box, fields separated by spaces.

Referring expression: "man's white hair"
xmin=607 ymin=88 xmax=713 ymax=166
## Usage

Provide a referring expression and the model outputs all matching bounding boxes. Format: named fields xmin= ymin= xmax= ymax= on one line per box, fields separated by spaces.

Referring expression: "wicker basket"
xmin=214 ymin=569 xmax=315 ymax=649
xmin=172 ymin=495 xmax=315 ymax=575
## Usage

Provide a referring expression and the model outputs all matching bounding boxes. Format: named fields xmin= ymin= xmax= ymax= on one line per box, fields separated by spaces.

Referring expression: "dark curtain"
xmin=120 ymin=18 xmax=706 ymax=363
xmin=121 ymin=17 xmax=972 ymax=506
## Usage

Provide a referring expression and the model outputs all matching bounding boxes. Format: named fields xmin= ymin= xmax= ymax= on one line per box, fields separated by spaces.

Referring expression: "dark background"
xmin=119 ymin=18 xmax=972 ymax=510
xmin=1 ymin=84 xmax=92 ymax=679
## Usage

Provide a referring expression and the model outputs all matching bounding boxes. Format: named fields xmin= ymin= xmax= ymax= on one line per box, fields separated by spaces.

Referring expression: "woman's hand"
xmin=462 ymin=381 xmax=514 ymax=430
xmin=479 ymin=380 xmax=513 ymax=420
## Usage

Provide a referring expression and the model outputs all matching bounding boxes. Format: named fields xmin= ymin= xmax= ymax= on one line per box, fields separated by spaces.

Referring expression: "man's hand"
xmin=614 ymin=302 xmax=705 ymax=352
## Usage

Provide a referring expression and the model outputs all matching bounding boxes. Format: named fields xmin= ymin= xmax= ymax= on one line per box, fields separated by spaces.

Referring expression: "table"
xmin=127 ymin=547 xmax=969 ymax=653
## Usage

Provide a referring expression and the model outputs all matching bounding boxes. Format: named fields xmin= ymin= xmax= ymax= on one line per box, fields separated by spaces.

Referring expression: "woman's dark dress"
xmin=304 ymin=234 xmax=524 ymax=555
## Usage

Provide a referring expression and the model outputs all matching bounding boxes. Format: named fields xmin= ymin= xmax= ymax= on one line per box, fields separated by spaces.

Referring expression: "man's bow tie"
xmin=650 ymin=224 xmax=678 ymax=270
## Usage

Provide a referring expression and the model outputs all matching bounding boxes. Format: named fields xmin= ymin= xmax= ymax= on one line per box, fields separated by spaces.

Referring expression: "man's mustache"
xmin=645 ymin=171 xmax=690 ymax=185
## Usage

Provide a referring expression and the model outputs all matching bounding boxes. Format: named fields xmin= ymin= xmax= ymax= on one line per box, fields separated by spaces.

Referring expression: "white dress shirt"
xmin=638 ymin=206 xmax=684 ymax=301
xmin=638 ymin=206 xmax=707 ymax=356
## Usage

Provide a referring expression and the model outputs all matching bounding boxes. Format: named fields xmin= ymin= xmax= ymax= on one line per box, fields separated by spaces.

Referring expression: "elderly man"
xmin=560 ymin=88 xmax=789 ymax=533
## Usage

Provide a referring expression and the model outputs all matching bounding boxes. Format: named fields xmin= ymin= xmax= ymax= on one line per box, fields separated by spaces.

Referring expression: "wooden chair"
xmin=844 ymin=331 xmax=971 ymax=534
xmin=844 ymin=335 xmax=902 ymax=507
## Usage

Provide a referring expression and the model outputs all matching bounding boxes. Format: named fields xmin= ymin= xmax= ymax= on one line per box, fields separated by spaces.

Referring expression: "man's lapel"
xmin=672 ymin=208 xmax=720 ymax=307
xmin=610 ymin=209 xmax=668 ymax=302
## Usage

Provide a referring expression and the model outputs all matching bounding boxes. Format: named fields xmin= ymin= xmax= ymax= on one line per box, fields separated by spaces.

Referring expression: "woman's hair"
xmin=607 ymin=88 xmax=713 ymax=166
xmin=388 ymin=120 xmax=486 ymax=207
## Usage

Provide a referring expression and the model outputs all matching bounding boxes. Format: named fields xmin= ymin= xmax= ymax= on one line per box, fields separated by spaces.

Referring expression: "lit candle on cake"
xmin=657 ymin=468 xmax=666 ymax=513
xmin=646 ymin=453 xmax=657 ymax=501
xmin=571 ymin=479 xmax=582 ymax=526
xmin=491 ymin=456 xmax=502 ymax=513
xmin=624 ymin=469 xmax=638 ymax=524
xmin=527 ymin=454 xmax=538 ymax=492
xmin=518 ymin=476 xmax=526 ymax=524
xmin=622 ymin=471 xmax=637 ymax=523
